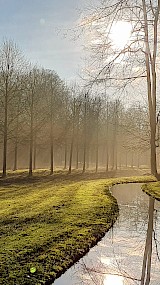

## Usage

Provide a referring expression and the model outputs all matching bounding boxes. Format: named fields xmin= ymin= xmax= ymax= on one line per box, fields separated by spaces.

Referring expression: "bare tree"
xmin=82 ymin=93 xmax=88 ymax=173
xmin=0 ymin=40 xmax=26 ymax=177
xmin=82 ymin=0 xmax=160 ymax=176
xmin=48 ymin=71 xmax=63 ymax=175
xmin=68 ymin=97 xmax=76 ymax=174
xmin=25 ymin=68 xmax=47 ymax=176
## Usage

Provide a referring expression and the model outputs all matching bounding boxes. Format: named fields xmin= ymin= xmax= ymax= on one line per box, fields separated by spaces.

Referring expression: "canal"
xmin=54 ymin=183 xmax=160 ymax=285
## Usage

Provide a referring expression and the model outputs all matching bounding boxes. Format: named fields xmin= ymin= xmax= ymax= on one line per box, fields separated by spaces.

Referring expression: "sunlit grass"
xmin=0 ymin=172 xmax=156 ymax=284
xmin=142 ymin=182 xmax=160 ymax=201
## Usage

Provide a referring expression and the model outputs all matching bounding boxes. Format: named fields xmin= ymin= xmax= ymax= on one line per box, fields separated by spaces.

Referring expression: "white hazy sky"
xmin=0 ymin=0 xmax=86 ymax=80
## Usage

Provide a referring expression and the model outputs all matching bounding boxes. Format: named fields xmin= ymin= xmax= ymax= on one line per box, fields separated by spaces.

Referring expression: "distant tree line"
xmin=0 ymin=40 xmax=154 ymax=177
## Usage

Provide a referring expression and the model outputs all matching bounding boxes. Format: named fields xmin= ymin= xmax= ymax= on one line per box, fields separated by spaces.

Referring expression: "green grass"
xmin=142 ymin=182 xmax=160 ymax=201
xmin=0 ymin=171 xmax=156 ymax=285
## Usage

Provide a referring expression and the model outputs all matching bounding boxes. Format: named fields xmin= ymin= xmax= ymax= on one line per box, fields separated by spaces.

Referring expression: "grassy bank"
xmin=142 ymin=182 xmax=160 ymax=201
xmin=0 ymin=171 xmax=156 ymax=285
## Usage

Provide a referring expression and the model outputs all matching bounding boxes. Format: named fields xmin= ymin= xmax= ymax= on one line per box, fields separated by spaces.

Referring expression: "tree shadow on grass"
xmin=0 ymin=168 xmax=148 ymax=187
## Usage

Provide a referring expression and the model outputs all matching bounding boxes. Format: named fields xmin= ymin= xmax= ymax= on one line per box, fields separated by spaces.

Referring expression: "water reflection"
xmin=104 ymin=274 xmax=124 ymax=285
xmin=141 ymin=197 xmax=154 ymax=285
xmin=53 ymin=184 xmax=160 ymax=285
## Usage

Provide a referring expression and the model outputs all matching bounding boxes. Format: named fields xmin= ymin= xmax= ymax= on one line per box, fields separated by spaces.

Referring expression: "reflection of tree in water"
xmin=80 ymin=259 xmax=141 ymax=284
xmin=141 ymin=197 xmax=154 ymax=285
xmin=78 ymin=197 xmax=160 ymax=285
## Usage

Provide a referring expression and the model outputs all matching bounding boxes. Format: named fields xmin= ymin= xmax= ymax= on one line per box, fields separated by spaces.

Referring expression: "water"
xmin=53 ymin=183 xmax=160 ymax=285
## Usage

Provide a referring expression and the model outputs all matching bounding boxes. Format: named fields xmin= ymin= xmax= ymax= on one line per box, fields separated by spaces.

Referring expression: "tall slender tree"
xmin=82 ymin=0 xmax=160 ymax=176
xmin=0 ymin=40 xmax=26 ymax=177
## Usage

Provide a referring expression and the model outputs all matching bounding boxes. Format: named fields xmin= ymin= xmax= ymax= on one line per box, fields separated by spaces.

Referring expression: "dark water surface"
xmin=53 ymin=183 xmax=160 ymax=285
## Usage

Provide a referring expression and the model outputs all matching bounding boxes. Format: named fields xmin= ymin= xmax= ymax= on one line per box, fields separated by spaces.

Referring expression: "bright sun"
xmin=110 ymin=21 xmax=132 ymax=49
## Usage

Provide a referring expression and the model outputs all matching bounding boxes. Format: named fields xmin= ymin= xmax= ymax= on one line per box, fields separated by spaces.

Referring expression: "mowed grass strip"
xmin=1 ymin=179 xmax=118 ymax=285
xmin=0 ymin=174 xmax=156 ymax=285
xmin=142 ymin=182 xmax=160 ymax=201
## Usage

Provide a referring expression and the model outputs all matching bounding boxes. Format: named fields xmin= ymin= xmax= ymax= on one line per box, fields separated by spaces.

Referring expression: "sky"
xmin=0 ymin=0 xmax=86 ymax=80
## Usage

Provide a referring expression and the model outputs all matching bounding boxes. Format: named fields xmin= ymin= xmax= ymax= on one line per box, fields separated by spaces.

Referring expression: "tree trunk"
xmin=50 ymin=82 xmax=54 ymax=175
xmin=111 ymin=142 xmax=115 ymax=171
xmin=13 ymin=139 xmax=18 ymax=171
xmin=125 ymin=152 xmax=128 ymax=168
xmin=2 ymin=80 xmax=8 ymax=178
xmin=83 ymin=94 xmax=87 ymax=173
xmin=95 ymin=145 xmax=98 ymax=172
xmin=95 ymin=114 xmax=99 ymax=173
xmin=64 ymin=139 xmax=67 ymax=170
xmin=13 ymin=99 xmax=20 ymax=171
xmin=83 ymin=142 xmax=87 ymax=172
xmin=33 ymin=135 xmax=37 ymax=170
xmin=86 ymin=145 xmax=90 ymax=169
xmin=115 ymin=145 xmax=117 ymax=170
xmin=151 ymin=130 xmax=157 ymax=176
xmin=105 ymin=86 xmax=109 ymax=172
xmin=13 ymin=120 xmax=19 ymax=171
xmin=142 ymin=0 xmax=160 ymax=176
xmin=29 ymin=91 xmax=34 ymax=177
xmin=115 ymin=101 xmax=118 ymax=170
xmin=68 ymin=139 xmax=73 ymax=173
xmin=50 ymin=114 xmax=54 ymax=174
xmin=106 ymin=143 xmax=109 ymax=172
xmin=76 ymin=140 xmax=79 ymax=169
xmin=76 ymin=109 xmax=79 ymax=169
xmin=137 ymin=152 xmax=140 ymax=169
xmin=29 ymin=131 xmax=33 ymax=177
xmin=3 ymin=123 xmax=7 ymax=177
xmin=69 ymin=98 xmax=75 ymax=174
xmin=131 ymin=150 xmax=133 ymax=168
xmin=119 ymin=152 xmax=121 ymax=169
xmin=50 ymin=135 xmax=54 ymax=174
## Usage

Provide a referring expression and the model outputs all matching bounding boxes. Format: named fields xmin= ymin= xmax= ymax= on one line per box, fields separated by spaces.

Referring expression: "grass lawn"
xmin=0 ymin=170 xmax=156 ymax=285
xmin=142 ymin=182 xmax=160 ymax=201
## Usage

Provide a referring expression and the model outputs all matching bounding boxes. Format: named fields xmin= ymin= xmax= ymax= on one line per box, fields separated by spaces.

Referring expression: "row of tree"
xmin=81 ymin=0 xmax=160 ymax=177
xmin=0 ymin=41 xmax=153 ymax=177
xmin=0 ymin=40 xmax=70 ymax=177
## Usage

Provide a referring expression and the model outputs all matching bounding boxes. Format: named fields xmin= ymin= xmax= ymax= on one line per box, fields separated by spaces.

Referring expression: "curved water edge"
xmin=46 ymin=192 xmax=119 ymax=285
xmin=53 ymin=183 xmax=160 ymax=285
